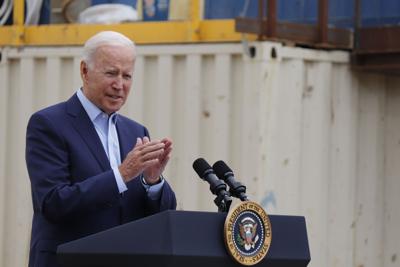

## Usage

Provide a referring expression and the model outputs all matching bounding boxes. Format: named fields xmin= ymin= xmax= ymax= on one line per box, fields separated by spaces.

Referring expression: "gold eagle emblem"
xmin=238 ymin=217 xmax=259 ymax=250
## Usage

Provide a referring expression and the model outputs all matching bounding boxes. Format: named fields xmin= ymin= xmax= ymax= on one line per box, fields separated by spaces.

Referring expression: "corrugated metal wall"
xmin=0 ymin=42 xmax=399 ymax=267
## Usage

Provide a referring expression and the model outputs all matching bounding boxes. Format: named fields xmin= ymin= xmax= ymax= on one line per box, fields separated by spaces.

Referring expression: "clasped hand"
xmin=118 ymin=136 xmax=172 ymax=184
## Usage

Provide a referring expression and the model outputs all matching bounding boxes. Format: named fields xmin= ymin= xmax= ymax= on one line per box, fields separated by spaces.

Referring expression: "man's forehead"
xmin=93 ymin=47 xmax=135 ymax=65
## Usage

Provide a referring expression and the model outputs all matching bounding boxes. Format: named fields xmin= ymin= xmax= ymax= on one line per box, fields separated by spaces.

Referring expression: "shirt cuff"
xmin=141 ymin=175 xmax=165 ymax=200
xmin=112 ymin=166 xmax=128 ymax=193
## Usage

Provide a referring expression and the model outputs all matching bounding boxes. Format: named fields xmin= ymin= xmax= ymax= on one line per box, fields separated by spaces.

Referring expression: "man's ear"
xmin=80 ymin=61 xmax=88 ymax=80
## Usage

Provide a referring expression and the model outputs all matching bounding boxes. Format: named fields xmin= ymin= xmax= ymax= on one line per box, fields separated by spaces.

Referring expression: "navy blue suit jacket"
xmin=25 ymin=94 xmax=177 ymax=267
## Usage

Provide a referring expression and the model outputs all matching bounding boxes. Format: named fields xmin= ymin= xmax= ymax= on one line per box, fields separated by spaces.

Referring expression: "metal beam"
xmin=267 ymin=0 xmax=277 ymax=38
xmin=13 ymin=0 xmax=24 ymax=26
xmin=0 ymin=20 xmax=255 ymax=46
xmin=257 ymin=0 xmax=265 ymax=40
xmin=189 ymin=0 xmax=201 ymax=41
xmin=356 ymin=26 xmax=400 ymax=53
xmin=352 ymin=26 xmax=400 ymax=73
xmin=318 ymin=0 xmax=328 ymax=44
xmin=235 ymin=18 xmax=352 ymax=49
xmin=354 ymin=0 xmax=361 ymax=49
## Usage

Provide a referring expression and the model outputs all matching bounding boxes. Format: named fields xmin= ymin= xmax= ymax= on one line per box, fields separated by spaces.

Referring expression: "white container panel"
xmin=0 ymin=42 xmax=400 ymax=267
xmin=383 ymin=78 xmax=400 ymax=267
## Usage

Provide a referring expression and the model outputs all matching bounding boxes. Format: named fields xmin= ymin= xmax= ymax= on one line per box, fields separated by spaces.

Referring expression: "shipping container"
xmin=204 ymin=0 xmax=400 ymax=27
xmin=1 ymin=42 xmax=400 ymax=267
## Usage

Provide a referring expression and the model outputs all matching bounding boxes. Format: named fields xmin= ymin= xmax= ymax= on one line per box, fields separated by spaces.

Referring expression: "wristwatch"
xmin=141 ymin=174 xmax=164 ymax=186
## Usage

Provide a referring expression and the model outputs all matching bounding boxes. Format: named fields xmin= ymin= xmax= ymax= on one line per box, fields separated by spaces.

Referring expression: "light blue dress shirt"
xmin=77 ymin=89 xmax=164 ymax=199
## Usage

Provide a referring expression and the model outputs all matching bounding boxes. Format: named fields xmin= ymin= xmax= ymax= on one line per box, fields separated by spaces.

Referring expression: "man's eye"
xmin=123 ymin=74 xmax=132 ymax=80
xmin=105 ymin=71 xmax=117 ymax=76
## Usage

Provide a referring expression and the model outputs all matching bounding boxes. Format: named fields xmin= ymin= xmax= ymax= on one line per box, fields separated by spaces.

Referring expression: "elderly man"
xmin=25 ymin=31 xmax=176 ymax=267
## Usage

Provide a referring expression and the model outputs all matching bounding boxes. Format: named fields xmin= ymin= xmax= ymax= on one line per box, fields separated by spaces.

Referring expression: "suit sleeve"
xmin=145 ymin=181 xmax=177 ymax=215
xmin=26 ymin=112 xmax=121 ymax=223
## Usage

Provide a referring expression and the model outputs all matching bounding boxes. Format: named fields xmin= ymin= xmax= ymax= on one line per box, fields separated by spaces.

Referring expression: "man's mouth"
xmin=107 ymin=95 xmax=123 ymax=100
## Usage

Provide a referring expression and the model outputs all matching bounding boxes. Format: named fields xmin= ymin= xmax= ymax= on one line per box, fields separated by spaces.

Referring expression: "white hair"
xmin=82 ymin=31 xmax=136 ymax=68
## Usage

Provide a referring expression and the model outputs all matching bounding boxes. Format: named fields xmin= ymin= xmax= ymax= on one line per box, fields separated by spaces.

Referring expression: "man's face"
xmin=81 ymin=44 xmax=135 ymax=114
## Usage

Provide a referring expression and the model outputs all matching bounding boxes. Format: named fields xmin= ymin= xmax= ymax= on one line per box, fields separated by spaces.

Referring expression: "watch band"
xmin=141 ymin=174 xmax=164 ymax=186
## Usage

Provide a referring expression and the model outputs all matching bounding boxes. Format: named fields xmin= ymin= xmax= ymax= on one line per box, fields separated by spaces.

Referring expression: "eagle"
xmin=239 ymin=217 xmax=259 ymax=251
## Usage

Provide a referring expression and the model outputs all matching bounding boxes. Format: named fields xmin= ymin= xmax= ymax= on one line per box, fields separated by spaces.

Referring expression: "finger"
xmin=125 ymin=144 xmax=163 ymax=165
xmin=139 ymin=141 xmax=165 ymax=154
xmin=159 ymin=149 xmax=172 ymax=166
xmin=161 ymin=137 xmax=172 ymax=147
xmin=158 ymin=145 xmax=172 ymax=161
xmin=135 ymin=137 xmax=143 ymax=147
xmin=143 ymin=136 xmax=150 ymax=144
xmin=158 ymin=155 xmax=170 ymax=169
xmin=141 ymin=149 xmax=165 ymax=162
xmin=154 ymin=145 xmax=171 ymax=168
xmin=131 ymin=140 xmax=162 ymax=154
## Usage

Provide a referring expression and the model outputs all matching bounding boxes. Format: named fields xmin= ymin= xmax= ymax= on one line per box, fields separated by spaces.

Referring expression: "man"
xmin=25 ymin=31 xmax=176 ymax=267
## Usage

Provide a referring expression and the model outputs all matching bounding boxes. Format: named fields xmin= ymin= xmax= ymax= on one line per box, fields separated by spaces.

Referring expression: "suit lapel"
xmin=116 ymin=119 xmax=136 ymax=162
xmin=66 ymin=94 xmax=110 ymax=171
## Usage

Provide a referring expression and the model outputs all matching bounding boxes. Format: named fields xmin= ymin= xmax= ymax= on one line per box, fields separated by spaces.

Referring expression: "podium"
xmin=57 ymin=210 xmax=310 ymax=267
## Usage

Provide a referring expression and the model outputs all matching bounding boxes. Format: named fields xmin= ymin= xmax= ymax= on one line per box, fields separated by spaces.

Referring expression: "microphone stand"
xmin=214 ymin=192 xmax=232 ymax=213
xmin=209 ymin=180 xmax=232 ymax=212
xmin=229 ymin=184 xmax=249 ymax=202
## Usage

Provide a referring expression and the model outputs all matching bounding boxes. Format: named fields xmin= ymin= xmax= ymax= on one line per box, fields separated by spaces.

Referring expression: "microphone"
xmin=213 ymin=160 xmax=249 ymax=201
xmin=193 ymin=158 xmax=232 ymax=212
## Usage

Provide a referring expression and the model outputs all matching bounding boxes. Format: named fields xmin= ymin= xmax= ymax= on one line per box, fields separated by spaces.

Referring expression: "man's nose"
xmin=112 ymin=76 xmax=124 ymax=90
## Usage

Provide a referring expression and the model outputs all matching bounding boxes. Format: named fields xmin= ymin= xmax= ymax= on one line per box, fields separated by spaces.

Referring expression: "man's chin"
xmin=103 ymin=102 xmax=124 ymax=113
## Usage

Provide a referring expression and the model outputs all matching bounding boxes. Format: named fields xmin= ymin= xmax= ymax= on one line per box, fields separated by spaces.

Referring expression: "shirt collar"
xmin=76 ymin=88 xmax=118 ymax=123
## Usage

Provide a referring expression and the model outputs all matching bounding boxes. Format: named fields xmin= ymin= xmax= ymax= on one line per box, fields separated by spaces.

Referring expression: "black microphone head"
xmin=213 ymin=160 xmax=233 ymax=179
xmin=213 ymin=160 xmax=248 ymax=201
xmin=193 ymin=158 xmax=213 ymax=179
xmin=193 ymin=158 xmax=232 ymax=211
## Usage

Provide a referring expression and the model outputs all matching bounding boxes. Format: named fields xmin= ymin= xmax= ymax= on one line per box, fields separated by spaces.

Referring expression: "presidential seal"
xmin=224 ymin=201 xmax=272 ymax=266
